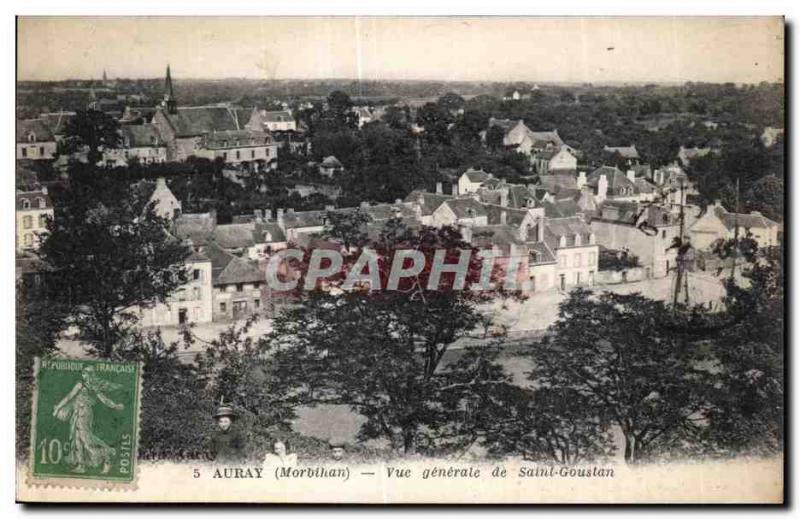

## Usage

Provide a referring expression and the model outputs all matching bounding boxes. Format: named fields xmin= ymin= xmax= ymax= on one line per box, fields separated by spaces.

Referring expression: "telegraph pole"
xmin=672 ymin=180 xmax=687 ymax=310
xmin=730 ymin=177 xmax=740 ymax=281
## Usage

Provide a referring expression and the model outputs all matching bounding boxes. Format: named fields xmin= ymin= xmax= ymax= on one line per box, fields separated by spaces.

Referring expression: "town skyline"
xmin=17 ymin=16 xmax=784 ymax=84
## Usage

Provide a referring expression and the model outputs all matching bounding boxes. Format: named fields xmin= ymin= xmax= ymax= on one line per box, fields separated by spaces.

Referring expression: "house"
xmin=457 ymin=168 xmax=494 ymax=195
xmin=603 ymin=145 xmax=640 ymax=166
xmin=404 ymin=190 xmax=456 ymax=225
xmin=147 ymin=177 xmax=182 ymax=220
xmin=195 ymin=129 xmax=277 ymax=171
xmin=16 ymin=188 xmax=54 ymax=252
xmin=586 ymin=166 xmax=652 ymax=203
xmin=689 ymin=201 xmax=779 ymax=250
xmin=761 ymin=127 xmax=784 ymax=148
xmin=103 ymin=124 xmax=168 ymax=167
xmin=591 ymin=202 xmax=680 ymax=279
xmin=319 ymin=156 xmax=344 ymax=177
xmin=544 ymin=217 xmax=599 ymax=290
xmin=138 ymin=250 xmax=214 ymax=327
xmin=16 ymin=119 xmax=58 ymax=160
xmin=532 ymin=145 xmax=578 ymax=174
xmin=503 ymin=120 xmax=566 ymax=156
xmin=202 ymin=242 xmax=266 ymax=322
xmin=251 ymin=110 xmax=297 ymax=132
xmin=352 ymin=106 xmax=375 ymax=128
xmin=431 ymin=198 xmax=489 ymax=227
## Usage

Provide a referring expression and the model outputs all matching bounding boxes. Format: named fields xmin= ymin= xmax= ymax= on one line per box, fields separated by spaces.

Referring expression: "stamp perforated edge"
xmin=23 ymin=356 xmax=144 ymax=492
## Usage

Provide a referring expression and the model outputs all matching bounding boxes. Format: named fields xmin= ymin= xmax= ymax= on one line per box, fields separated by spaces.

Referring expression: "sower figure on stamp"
xmin=209 ymin=398 xmax=248 ymax=464
xmin=52 ymin=366 xmax=124 ymax=475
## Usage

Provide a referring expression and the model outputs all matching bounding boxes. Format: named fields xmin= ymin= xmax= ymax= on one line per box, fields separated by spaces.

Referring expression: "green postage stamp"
xmin=28 ymin=358 xmax=143 ymax=488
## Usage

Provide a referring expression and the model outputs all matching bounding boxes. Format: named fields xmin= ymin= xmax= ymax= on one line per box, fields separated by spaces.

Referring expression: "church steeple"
xmin=163 ymin=64 xmax=177 ymax=114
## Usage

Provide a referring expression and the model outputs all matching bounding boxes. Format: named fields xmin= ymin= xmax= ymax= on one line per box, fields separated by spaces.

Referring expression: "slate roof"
xmin=204 ymin=129 xmax=271 ymax=148
xmin=16 ymin=119 xmax=54 ymax=143
xmin=541 ymin=199 xmax=580 ymax=219
xmin=587 ymin=166 xmax=638 ymax=196
xmin=121 ymin=124 xmax=163 ymax=148
xmin=528 ymin=241 xmax=557 ymax=264
xmin=404 ymin=191 xmax=454 ymax=216
xmin=200 ymin=242 xmax=263 ymax=285
xmin=471 ymin=225 xmax=525 ymax=252
xmin=16 ymin=190 xmax=52 ymax=210
xmin=544 ymin=217 xmax=594 ymax=250
xmin=714 ymin=206 xmax=778 ymax=230
xmin=595 ymin=200 xmax=640 ymax=224
xmin=212 ymin=223 xmax=257 ymax=250
xmin=255 ymin=222 xmax=286 ymax=243
xmin=538 ymin=174 xmax=579 ymax=196
xmin=160 ymin=106 xmax=254 ymax=137
xmin=260 ymin=110 xmax=294 ymax=122
xmin=442 ymin=198 xmax=489 ymax=219
xmin=483 ymin=205 xmax=529 ymax=226
xmin=462 ymin=168 xmax=492 ymax=183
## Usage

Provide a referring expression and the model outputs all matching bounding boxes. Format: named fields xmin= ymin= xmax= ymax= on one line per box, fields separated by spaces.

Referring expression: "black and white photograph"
xmin=12 ymin=14 xmax=785 ymax=504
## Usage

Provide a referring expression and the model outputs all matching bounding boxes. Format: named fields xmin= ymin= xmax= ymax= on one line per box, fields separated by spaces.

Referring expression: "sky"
xmin=17 ymin=16 xmax=784 ymax=84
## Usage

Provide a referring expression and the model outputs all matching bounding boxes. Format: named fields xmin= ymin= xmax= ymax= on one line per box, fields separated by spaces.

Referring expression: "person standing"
xmin=209 ymin=402 xmax=247 ymax=464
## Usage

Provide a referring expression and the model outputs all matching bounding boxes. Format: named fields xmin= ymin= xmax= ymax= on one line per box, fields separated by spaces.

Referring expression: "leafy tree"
xmin=35 ymin=165 xmax=190 ymax=357
xmin=117 ymin=329 xmax=215 ymax=460
xmin=485 ymin=386 xmax=616 ymax=463
xmin=417 ymin=102 xmax=453 ymax=146
xmin=533 ymin=289 xmax=710 ymax=463
xmin=195 ymin=317 xmax=297 ymax=459
xmin=437 ymin=92 xmax=466 ymax=112
xmin=270 ymin=221 xmax=516 ymax=455
xmin=60 ymin=109 xmax=121 ymax=165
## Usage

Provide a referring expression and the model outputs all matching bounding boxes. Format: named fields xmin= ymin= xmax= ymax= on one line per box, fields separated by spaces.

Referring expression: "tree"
xmin=270 ymin=221 xmax=516 ymax=455
xmin=60 ymin=109 xmax=121 ymax=165
xmin=417 ymin=102 xmax=453 ymax=146
xmin=36 ymin=166 xmax=190 ymax=357
xmin=532 ymin=289 xmax=710 ymax=463
xmin=437 ymin=92 xmax=466 ymax=113
xmin=194 ymin=317 xmax=297 ymax=459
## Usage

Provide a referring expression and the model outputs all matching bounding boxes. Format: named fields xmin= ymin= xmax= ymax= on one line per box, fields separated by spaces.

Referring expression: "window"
xmin=220 ymin=302 xmax=227 ymax=313
xmin=38 ymin=214 xmax=47 ymax=227
xmin=574 ymin=253 xmax=582 ymax=267
xmin=21 ymin=147 xmax=27 ymax=158
xmin=662 ymin=230 xmax=667 ymax=239
xmin=38 ymin=198 xmax=45 ymax=209
xmin=39 ymin=146 xmax=44 ymax=156
xmin=24 ymin=233 xmax=33 ymax=247
xmin=254 ymin=299 xmax=260 ymax=309
xmin=576 ymin=272 xmax=581 ymax=285
xmin=28 ymin=132 xmax=36 ymax=142
xmin=22 ymin=199 xmax=30 ymax=209
xmin=23 ymin=216 xmax=32 ymax=229
xmin=192 ymin=287 xmax=200 ymax=300
xmin=236 ymin=283 xmax=243 ymax=292
xmin=251 ymin=150 xmax=255 ymax=159
xmin=589 ymin=252 xmax=597 ymax=266
xmin=559 ymin=255 xmax=567 ymax=268
xmin=193 ymin=269 xmax=201 ymax=281
xmin=236 ymin=150 xmax=241 ymax=160
xmin=222 ymin=152 xmax=228 ymax=161
xmin=559 ymin=236 xmax=567 ymax=248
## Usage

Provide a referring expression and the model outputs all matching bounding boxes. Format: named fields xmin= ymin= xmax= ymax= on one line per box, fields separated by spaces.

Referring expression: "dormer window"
xmin=559 ymin=236 xmax=567 ymax=248
xmin=222 ymin=140 xmax=228 ymax=148
xmin=37 ymin=198 xmax=45 ymax=209
xmin=22 ymin=199 xmax=30 ymax=209
xmin=574 ymin=234 xmax=582 ymax=246
xmin=589 ymin=233 xmax=596 ymax=245
xmin=28 ymin=132 xmax=36 ymax=143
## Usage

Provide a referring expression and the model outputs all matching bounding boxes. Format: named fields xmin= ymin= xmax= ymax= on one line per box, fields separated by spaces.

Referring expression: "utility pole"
xmin=672 ymin=180 xmax=687 ymax=311
xmin=730 ymin=177 xmax=740 ymax=281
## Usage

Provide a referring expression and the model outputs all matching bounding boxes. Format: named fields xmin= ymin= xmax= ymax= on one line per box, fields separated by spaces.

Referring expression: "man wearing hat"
xmin=209 ymin=399 xmax=248 ymax=464
xmin=328 ymin=438 xmax=346 ymax=462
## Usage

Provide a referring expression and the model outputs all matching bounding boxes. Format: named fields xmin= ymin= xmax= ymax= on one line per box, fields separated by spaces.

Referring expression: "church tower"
xmin=163 ymin=65 xmax=178 ymax=114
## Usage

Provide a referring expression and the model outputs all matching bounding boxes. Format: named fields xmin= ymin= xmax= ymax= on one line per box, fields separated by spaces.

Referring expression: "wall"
xmin=212 ymin=282 xmax=265 ymax=322
xmin=17 ymin=141 xmax=57 ymax=160
xmin=16 ymin=206 xmax=53 ymax=252
xmin=138 ymin=259 xmax=213 ymax=327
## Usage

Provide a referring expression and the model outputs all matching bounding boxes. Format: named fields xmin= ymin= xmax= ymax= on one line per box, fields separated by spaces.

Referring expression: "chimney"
xmin=576 ymin=171 xmax=586 ymax=190
xmin=500 ymin=210 xmax=507 ymax=225
xmin=627 ymin=169 xmax=636 ymax=183
xmin=459 ymin=224 xmax=473 ymax=243
xmin=451 ymin=183 xmax=458 ymax=196
xmin=499 ymin=187 xmax=509 ymax=207
xmin=253 ymin=209 xmax=263 ymax=222
xmin=394 ymin=198 xmax=402 ymax=204
xmin=435 ymin=182 xmax=443 ymax=194
xmin=156 ymin=177 xmax=167 ymax=189
xmin=276 ymin=208 xmax=284 ymax=225
xmin=597 ymin=174 xmax=608 ymax=203
xmin=538 ymin=217 xmax=545 ymax=242
xmin=41 ymin=186 xmax=48 ymax=195
xmin=360 ymin=201 xmax=370 ymax=208
xmin=325 ymin=205 xmax=335 ymax=211
xmin=263 ymin=209 xmax=272 ymax=221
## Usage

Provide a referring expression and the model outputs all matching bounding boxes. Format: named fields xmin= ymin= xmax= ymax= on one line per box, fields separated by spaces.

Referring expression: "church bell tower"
xmin=163 ymin=65 xmax=178 ymax=114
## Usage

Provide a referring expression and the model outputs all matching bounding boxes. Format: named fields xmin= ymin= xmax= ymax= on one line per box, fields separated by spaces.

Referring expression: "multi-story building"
xmin=138 ymin=250 xmax=214 ymax=327
xmin=16 ymin=119 xmax=58 ymax=160
xmin=103 ymin=124 xmax=168 ymax=167
xmin=544 ymin=216 xmax=599 ymax=289
xmin=689 ymin=201 xmax=780 ymax=250
xmin=16 ymin=188 xmax=54 ymax=252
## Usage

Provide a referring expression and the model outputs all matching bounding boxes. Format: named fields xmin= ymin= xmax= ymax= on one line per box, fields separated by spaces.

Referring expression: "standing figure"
xmin=52 ymin=366 xmax=124 ymax=474
xmin=209 ymin=401 xmax=247 ymax=464
xmin=328 ymin=439 xmax=346 ymax=462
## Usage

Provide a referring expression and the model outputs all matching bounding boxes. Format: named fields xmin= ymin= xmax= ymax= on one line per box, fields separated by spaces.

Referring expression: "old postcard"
xmin=15 ymin=16 xmax=784 ymax=504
